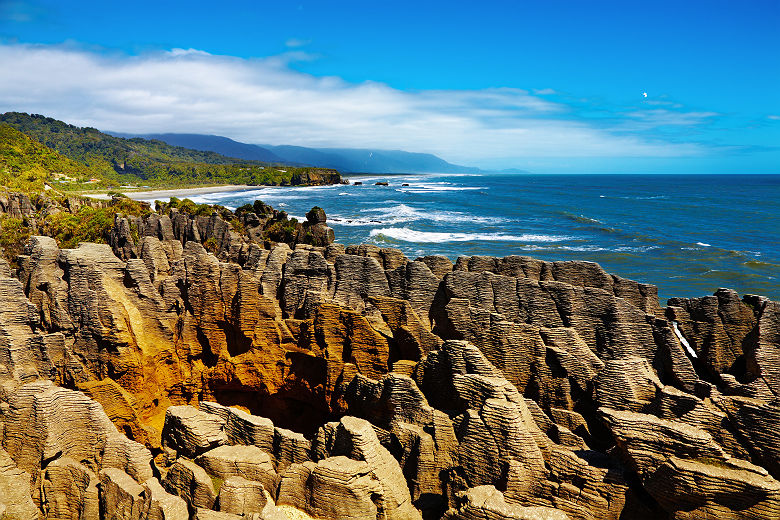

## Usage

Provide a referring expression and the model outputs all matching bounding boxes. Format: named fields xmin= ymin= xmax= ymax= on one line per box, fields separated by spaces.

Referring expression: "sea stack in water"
xmin=0 ymin=194 xmax=779 ymax=520
xmin=303 ymin=206 xmax=335 ymax=246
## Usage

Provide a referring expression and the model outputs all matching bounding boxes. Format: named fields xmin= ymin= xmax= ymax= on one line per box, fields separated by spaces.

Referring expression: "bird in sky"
xmin=642 ymin=92 xmax=648 ymax=98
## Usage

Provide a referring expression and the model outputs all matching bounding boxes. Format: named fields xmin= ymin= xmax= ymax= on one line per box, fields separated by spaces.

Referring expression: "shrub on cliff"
xmin=43 ymin=206 xmax=115 ymax=249
xmin=0 ymin=195 xmax=151 ymax=264
xmin=156 ymin=197 xmax=213 ymax=217
xmin=236 ymin=199 xmax=274 ymax=217
xmin=0 ymin=216 xmax=32 ymax=259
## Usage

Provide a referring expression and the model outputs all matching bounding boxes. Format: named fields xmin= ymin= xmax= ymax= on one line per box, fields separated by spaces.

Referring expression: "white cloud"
xmin=0 ymin=43 xmax=708 ymax=165
xmin=625 ymin=109 xmax=719 ymax=126
xmin=166 ymin=48 xmax=212 ymax=57
xmin=285 ymin=38 xmax=311 ymax=48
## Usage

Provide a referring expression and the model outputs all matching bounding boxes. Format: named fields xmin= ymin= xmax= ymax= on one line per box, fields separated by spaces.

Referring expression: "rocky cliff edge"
xmin=0 ymin=193 xmax=779 ymax=520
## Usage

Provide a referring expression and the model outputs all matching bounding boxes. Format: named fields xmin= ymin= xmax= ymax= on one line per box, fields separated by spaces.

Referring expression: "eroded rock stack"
xmin=0 ymin=197 xmax=779 ymax=519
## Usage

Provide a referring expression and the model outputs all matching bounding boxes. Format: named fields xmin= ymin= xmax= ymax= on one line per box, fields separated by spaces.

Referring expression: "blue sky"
xmin=1 ymin=0 xmax=778 ymax=173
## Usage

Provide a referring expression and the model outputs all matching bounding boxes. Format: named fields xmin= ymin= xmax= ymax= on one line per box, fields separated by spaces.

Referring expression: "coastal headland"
xmin=0 ymin=189 xmax=779 ymax=519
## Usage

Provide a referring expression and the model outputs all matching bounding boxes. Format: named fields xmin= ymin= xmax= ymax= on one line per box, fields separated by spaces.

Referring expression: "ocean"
xmin=147 ymin=173 xmax=780 ymax=303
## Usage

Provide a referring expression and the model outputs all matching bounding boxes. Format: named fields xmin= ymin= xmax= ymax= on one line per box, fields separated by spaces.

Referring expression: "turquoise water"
xmin=148 ymin=173 xmax=780 ymax=302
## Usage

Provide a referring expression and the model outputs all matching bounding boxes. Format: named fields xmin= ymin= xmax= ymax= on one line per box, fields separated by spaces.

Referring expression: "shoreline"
xmin=83 ymin=184 xmax=258 ymax=201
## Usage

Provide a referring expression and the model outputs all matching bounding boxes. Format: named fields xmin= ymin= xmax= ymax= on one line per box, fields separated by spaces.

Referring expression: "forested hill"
xmin=0 ymin=124 xmax=99 ymax=191
xmin=0 ymin=112 xmax=342 ymax=188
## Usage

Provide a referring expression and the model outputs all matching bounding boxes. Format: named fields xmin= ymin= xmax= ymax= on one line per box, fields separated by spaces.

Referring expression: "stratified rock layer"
xmin=0 ymin=197 xmax=779 ymax=520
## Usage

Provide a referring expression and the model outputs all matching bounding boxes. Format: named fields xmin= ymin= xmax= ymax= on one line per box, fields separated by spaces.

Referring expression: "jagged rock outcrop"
xmin=444 ymin=485 xmax=570 ymax=520
xmin=216 ymin=476 xmax=267 ymax=516
xmin=162 ymin=459 xmax=218 ymax=510
xmin=306 ymin=415 xmax=422 ymax=519
xmin=0 ymin=446 xmax=38 ymax=519
xmin=195 ymin=445 xmax=278 ymax=492
xmin=199 ymin=401 xmax=274 ymax=450
xmin=599 ymin=407 xmax=728 ymax=478
xmin=1 ymin=192 xmax=780 ymax=520
xmin=278 ymin=456 xmax=386 ymax=519
xmin=644 ymin=456 xmax=780 ymax=519
xmin=143 ymin=478 xmax=190 ymax=520
xmin=162 ymin=405 xmax=228 ymax=459
xmin=3 ymin=380 xmax=154 ymax=489
xmin=106 ymin=199 xmax=337 ymax=266
xmin=41 ymin=457 xmax=100 ymax=520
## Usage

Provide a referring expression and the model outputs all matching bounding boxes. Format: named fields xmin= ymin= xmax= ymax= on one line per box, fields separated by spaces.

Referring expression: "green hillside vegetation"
xmin=0 ymin=112 xmax=338 ymax=188
xmin=0 ymin=124 xmax=106 ymax=191
xmin=0 ymin=194 xmax=151 ymax=261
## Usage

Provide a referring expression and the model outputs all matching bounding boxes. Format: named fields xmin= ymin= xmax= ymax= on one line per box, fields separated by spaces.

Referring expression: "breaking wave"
xmin=369 ymin=227 xmax=574 ymax=243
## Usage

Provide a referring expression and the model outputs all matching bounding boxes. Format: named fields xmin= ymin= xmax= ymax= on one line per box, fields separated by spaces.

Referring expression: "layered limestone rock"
xmin=143 ymin=477 xmax=190 ymax=520
xmin=0 ymin=205 xmax=779 ymax=520
xmin=599 ymin=407 xmax=728 ymax=478
xmin=41 ymin=457 xmax=99 ymax=519
xmin=110 ymin=200 xmax=337 ymax=265
xmin=195 ymin=445 xmax=278 ymax=492
xmin=216 ymin=476 xmax=267 ymax=516
xmin=99 ymin=468 xmax=190 ymax=520
xmin=644 ymin=456 xmax=780 ymax=519
xmin=278 ymin=456 xmax=386 ymax=519
xmin=3 ymin=380 xmax=154 ymax=489
xmin=162 ymin=405 xmax=228 ymax=459
xmin=0 ymin=246 xmax=66 ymax=400
xmin=444 ymin=485 xmax=570 ymax=520
xmin=0 ymin=446 xmax=38 ymax=520
xmin=199 ymin=401 xmax=274 ymax=450
xmin=306 ymin=415 xmax=422 ymax=520
xmin=162 ymin=459 xmax=218 ymax=510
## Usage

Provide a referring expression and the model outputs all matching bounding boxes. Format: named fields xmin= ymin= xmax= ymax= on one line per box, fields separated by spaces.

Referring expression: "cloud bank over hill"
xmin=0 ymin=43 xmax=711 ymax=168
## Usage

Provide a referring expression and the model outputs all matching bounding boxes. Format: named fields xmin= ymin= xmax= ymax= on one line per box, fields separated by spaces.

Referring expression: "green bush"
xmin=0 ymin=216 xmax=32 ymax=260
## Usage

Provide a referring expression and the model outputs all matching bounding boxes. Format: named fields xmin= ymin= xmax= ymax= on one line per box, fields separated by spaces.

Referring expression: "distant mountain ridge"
xmin=108 ymin=133 xmax=287 ymax=164
xmin=112 ymin=132 xmax=485 ymax=174
xmin=0 ymin=112 xmax=343 ymax=188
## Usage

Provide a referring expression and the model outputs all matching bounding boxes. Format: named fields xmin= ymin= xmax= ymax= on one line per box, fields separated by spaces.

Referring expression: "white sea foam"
xmin=514 ymin=244 xmax=661 ymax=253
xmin=600 ymin=194 xmax=669 ymax=201
xmin=696 ymin=242 xmax=712 ymax=247
xmin=369 ymin=227 xmax=572 ymax=243
xmin=333 ymin=204 xmax=507 ymax=226
xmin=172 ymin=188 xmax=316 ymax=205
xmin=173 ymin=195 xmax=212 ymax=204
xmin=399 ymin=186 xmax=486 ymax=193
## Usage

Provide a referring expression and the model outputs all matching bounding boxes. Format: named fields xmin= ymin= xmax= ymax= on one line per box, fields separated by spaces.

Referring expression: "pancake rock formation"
xmin=0 ymin=196 xmax=779 ymax=519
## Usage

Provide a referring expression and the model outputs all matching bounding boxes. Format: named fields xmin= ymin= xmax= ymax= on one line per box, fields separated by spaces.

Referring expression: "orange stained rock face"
xmin=77 ymin=378 xmax=160 ymax=449
xmin=300 ymin=302 xmax=390 ymax=392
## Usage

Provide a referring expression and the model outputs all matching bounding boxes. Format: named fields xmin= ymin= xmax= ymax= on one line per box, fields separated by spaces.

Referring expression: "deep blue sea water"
xmin=146 ymin=173 xmax=780 ymax=302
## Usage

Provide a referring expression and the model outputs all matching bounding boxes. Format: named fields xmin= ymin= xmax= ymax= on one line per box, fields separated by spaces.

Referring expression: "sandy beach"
xmin=84 ymin=184 xmax=255 ymax=201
